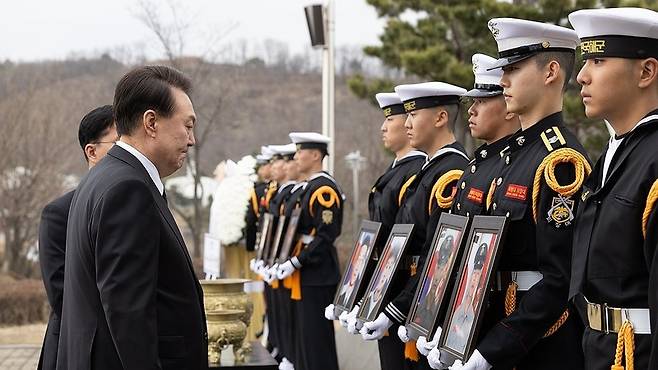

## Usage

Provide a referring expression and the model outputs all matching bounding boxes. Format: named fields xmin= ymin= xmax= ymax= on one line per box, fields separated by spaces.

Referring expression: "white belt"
xmin=585 ymin=297 xmax=651 ymax=335
xmin=496 ymin=271 xmax=543 ymax=291
xmin=301 ymin=234 xmax=315 ymax=244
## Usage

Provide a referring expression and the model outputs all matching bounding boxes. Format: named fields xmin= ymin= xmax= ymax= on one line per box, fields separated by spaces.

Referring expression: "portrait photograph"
xmin=357 ymin=224 xmax=414 ymax=323
xmin=267 ymin=215 xmax=287 ymax=266
xmin=276 ymin=208 xmax=302 ymax=264
xmin=406 ymin=214 xmax=469 ymax=340
xmin=333 ymin=220 xmax=382 ymax=316
xmin=439 ymin=215 xmax=508 ymax=363
xmin=256 ymin=213 xmax=274 ymax=261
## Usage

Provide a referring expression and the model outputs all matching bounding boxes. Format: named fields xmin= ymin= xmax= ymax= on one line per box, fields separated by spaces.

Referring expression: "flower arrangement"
xmin=209 ymin=155 xmax=258 ymax=245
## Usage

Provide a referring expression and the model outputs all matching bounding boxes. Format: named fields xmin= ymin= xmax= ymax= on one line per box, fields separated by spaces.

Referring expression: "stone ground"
xmin=0 ymin=323 xmax=380 ymax=370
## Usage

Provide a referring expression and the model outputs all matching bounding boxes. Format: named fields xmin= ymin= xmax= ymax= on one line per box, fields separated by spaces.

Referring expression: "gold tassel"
xmin=642 ymin=179 xmax=658 ymax=238
xmin=404 ymin=340 xmax=420 ymax=362
xmin=611 ymin=321 xmax=635 ymax=370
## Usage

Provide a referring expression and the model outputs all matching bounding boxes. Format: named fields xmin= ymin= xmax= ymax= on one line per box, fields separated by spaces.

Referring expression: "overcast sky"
xmin=0 ymin=0 xmax=387 ymax=62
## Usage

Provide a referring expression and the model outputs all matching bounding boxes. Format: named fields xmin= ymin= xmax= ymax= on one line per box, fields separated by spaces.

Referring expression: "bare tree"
xmin=135 ymin=0 xmax=236 ymax=258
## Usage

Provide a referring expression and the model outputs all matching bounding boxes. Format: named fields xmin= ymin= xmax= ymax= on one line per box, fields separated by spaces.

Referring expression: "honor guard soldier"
xmin=360 ymin=82 xmax=470 ymax=370
xmin=568 ymin=8 xmax=658 ymax=370
xmin=424 ymin=53 xmax=520 ymax=368
xmin=447 ymin=19 xmax=591 ymax=370
xmin=265 ymin=143 xmax=298 ymax=370
xmin=276 ymin=132 xmax=343 ymax=370
xmin=246 ymin=149 xmax=274 ymax=253
xmin=330 ymin=92 xmax=425 ymax=370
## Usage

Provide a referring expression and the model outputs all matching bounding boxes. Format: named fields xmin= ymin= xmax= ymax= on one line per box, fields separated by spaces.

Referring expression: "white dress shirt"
xmin=116 ymin=141 xmax=164 ymax=195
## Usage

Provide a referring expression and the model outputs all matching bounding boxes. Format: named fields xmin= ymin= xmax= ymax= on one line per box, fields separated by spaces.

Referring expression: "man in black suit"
xmin=57 ymin=65 xmax=208 ymax=370
xmin=38 ymin=104 xmax=117 ymax=370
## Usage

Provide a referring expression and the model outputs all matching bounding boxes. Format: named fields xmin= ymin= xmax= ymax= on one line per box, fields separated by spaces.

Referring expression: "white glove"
xmin=324 ymin=304 xmax=338 ymax=320
xmin=277 ymin=260 xmax=296 ymax=280
xmin=449 ymin=350 xmax=491 ymax=370
xmin=279 ymin=357 xmax=294 ymax=370
xmin=428 ymin=346 xmax=449 ymax=369
xmin=397 ymin=325 xmax=410 ymax=343
xmin=249 ymin=258 xmax=257 ymax=272
xmin=265 ymin=264 xmax=278 ymax=284
xmin=360 ymin=312 xmax=393 ymax=341
xmin=417 ymin=327 xmax=442 ymax=356
xmin=339 ymin=305 xmax=357 ymax=327
xmin=346 ymin=306 xmax=362 ymax=333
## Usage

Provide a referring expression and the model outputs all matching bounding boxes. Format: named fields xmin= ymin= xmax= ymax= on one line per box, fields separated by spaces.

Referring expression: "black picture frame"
xmin=405 ymin=213 xmax=470 ymax=341
xmin=332 ymin=220 xmax=383 ymax=316
xmin=276 ymin=208 xmax=302 ymax=263
xmin=438 ymin=215 xmax=508 ymax=364
xmin=356 ymin=224 xmax=414 ymax=324
xmin=267 ymin=215 xmax=286 ymax=266
xmin=256 ymin=213 xmax=274 ymax=261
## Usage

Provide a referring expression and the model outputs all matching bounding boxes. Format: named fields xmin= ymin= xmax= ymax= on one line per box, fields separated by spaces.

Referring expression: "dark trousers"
xmin=294 ymin=285 xmax=339 ymax=370
xmin=276 ymin=286 xmax=296 ymax=362
xmin=264 ymin=285 xmax=279 ymax=352
xmin=582 ymin=327 xmax=650 ymax=370
xmin=377 ymin=323 xmax=407 ymax=370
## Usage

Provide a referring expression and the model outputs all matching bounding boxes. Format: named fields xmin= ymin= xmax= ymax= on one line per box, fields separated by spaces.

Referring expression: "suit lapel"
xmin=108 ymin=146 xmax=197 ymax=274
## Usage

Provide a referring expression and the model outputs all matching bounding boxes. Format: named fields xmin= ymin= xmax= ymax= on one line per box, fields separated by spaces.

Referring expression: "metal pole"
xmin=321 ymin=0 xmax=335 ymax=174
xmin=352 ymin=161 xmax=359 ymax=233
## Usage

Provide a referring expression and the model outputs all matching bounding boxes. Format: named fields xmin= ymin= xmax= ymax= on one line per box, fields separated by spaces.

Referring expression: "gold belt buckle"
xmin=587 ymin=302 xmax=603 ymax=332
xmin=608 ymin=306 xmax=623 ymax=333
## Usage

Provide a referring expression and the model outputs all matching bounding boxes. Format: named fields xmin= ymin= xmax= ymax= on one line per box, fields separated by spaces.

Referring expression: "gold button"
xmin=471 ymin=165 xmax=476 ymax=173
xmin=497 ymin=177 xmax=502 ymax=186
xmin=505 ymin=156 xmax=510 ymax=165
xmin=461 ymin=182 xmax=466 ymax=189
xmin=492 ymin=202 xmax=497 ymax=210
xmin=466 ymin=212 xmax=470 ymax=217
xmin=457 ymin=203 xmax=461 ymax=210
xmin=506 ymin=211 xmax=510 ymax=217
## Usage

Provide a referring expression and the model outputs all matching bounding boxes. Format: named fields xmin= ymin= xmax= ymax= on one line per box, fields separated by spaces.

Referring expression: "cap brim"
xmin=486 ymin=53 xmax=535 ymax=70
xmin=462 ymin=89 xmax=503 ymax=98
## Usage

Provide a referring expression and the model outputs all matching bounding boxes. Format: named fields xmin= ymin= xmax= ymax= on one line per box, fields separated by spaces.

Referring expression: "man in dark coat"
xmin=56 ymin=65 xmax=207 ymax=370
xmin=37 ymin=105 xmax=117 ymax=370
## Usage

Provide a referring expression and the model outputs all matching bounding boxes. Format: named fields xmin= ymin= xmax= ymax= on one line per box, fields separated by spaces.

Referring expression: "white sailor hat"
xmin=269 ymin=143 xmax=297 ymax=160
xmin=375 ymin=92 xmax=406 ymax=117
xmin=487 ymin=18 xmax=579 ymax=70
xmin=463 ymin=53 xmax=504 ymax=98
xmin=260 ymin=146 xmax=274 ymax=159
xmin=289 ymin=132 xmax=331 ymax=154
xmin=256 ymin=154 xmax=269 ymax=164
xmin=569 ymin=8 xmax=658 ymax=60
xmin=394 ymin=82 xmax=467 ymax=113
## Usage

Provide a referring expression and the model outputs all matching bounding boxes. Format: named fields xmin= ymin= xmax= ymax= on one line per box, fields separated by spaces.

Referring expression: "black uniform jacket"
xmin=451 ymin=137 xmax=510 ymax=217
xmin=38 ymin=190 xmax=74 ymax=370
xmin=56 ymin=145 xmax=207 ymax=370
xmin=383 ymin=142 xmax=470 ymax=324
xmin=245 ymin=181 xmax=268 ymax=251
xmin=294 ymin=172 xmax=344 ymax=287
xmin=570 ymin=109 xmax=658 ymax=367
xmin=477 ymin=112 xmax=590 ymax=368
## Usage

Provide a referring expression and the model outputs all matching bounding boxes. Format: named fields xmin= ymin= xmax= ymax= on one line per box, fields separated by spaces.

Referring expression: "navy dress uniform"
xmin=278 ymin=180 xmax=309 ymax=370
xmin=245 ymin=153 xmax=271 ymax=251
xmin=367 ymin=92 xmax=426 ymax=370
xmin=568 ymin=8 xmax=658 ymax=370
xmin=281 ymin=132 xmax=343 ymax=370
xmin=469 ymin=19 xmax=591 ymax=370
xmin=451 ymin=53 xmax=510 ymax=219
xmin=266 ymin=143 xmax=298 ymax=369
xmin=375 ymin=83 xmax=469 ymax=369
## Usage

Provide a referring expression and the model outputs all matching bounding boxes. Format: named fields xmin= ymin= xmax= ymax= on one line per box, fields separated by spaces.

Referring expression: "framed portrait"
xmin=356 ymin=224 xmax=414 ymax=324
xmin=276 ymin=208 xmax=302 ymax=264
xmin=438 ymin=216 xmax=508 ymax=364
xmin=405 ymin=213 xmax=470 ymax=340
xmin=267 ymin=215 xmax=286 ymax=266
xmin=255 ymin=213 xmax=274 ymax=261
xmin=332 ymin=220 xmax=383 ymax=316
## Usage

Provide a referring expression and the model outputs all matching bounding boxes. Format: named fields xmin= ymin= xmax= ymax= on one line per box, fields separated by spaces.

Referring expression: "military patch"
xmin=546 ymin=195 xmax=575 ymax=227
xmin=467 ymin=188 xmax=484 ymax=204
xmin=505 ymin=184 xmax=528 ymax=201
xmin=322 ymin=210 xmax=333 ymax=224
